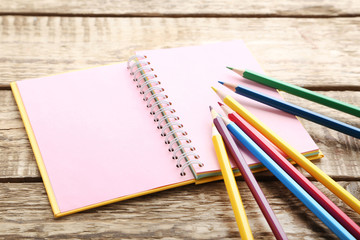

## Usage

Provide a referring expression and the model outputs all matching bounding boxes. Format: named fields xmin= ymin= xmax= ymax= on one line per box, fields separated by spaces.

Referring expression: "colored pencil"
xmin=226 ymin=67 xmax=360 ymax=118
xmin=211 ymin=123 xmax=254 ymax=239
xmin=211 ymin=107 xmax=287 ymax=240
xmin=219 ymin=81 xmax=360 ymax=139
xmin=212 ymin=86 xmax=360 ymax=215
xmin=219 ymin=102 xmax=360 ymax=239
xmin=220 ymin=115 xmax=355 ymax=240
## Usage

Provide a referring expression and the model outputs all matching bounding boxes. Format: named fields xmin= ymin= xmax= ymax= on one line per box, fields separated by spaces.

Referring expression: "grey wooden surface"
xmin=0 ymin=1 xmax=359 ymax=239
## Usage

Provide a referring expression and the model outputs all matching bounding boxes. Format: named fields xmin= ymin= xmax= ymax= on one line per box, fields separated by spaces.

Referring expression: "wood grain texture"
xmin=1 ymin=90 xmax=359 ymax=180
xmin=281 ymin=91 xmax=360 ymax=179
xmin=0 ymin=181 xmax=359 ymax=239
xmin=1 ymin=16 xmax=360 ymax=88
xmin=1 ymin=3 xmax=360 ymax=238
xmin=0 ymin=89 xmax=37 ymax=180
xmin=1 ymin=0 xmax=360 ymax=17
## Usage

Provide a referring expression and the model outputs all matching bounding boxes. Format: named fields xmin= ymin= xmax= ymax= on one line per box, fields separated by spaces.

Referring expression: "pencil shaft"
xmin=234 ymin=85 xmax=360 ymax=139
xmin=225 ymin=121 xmax=354 ymax=240
xmin=214 ymin=117 xmax=287 ymax=240
xmin=243 ymin=69 xmax=360 ymax=117
xmin=223 ymin=95 xmax=360 ymax=215
xmin=212 ymin=133 xmax=254 ymax=239
xmin=228 ymin=112 xmax=360 ymax=239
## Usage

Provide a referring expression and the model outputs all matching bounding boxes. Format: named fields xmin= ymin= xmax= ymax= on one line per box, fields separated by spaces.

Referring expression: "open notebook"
xmin=11 ymin=40 xmax=322 ymax=217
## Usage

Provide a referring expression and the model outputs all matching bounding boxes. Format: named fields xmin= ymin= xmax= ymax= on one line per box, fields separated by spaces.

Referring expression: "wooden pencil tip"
xmin=210 ymin=106 xmax=220 ymax=119
xmin=212 ymin=124 xmax=219 ymax=136
xmin=226 ymin=66 xmax=233 ymax=70
xmin=212 ymin=87 xmax=226 ymax=100
xmin=221 ymin=116 xmax=231 ymax=125
xmin=218 ymin=81 xmax=224 ymax=85
xmin=221 ymin=82 xmax=237 ymax=92
xmin=228 ymin=67 xmax=245 ymax=77
xmin=211 ymin=86 xmax=218 ymax=93
xmin=209 ymin=105 xmax=213 ymax=111
xmin=219 ymin=103 xmax=233 ymax=115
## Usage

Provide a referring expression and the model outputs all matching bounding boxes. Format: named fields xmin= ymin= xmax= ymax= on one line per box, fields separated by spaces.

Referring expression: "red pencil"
xmin=218 ymin=102 xmax=360 ymax=239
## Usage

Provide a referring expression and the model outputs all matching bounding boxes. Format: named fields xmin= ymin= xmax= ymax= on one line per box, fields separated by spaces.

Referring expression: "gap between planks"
xmin=2 ymin=177 xmax=360 ymax=183
xmin=2 ymin=86 xmax=360 ymax=91
xmin=1 ymin=13 xmax=360 ymax=18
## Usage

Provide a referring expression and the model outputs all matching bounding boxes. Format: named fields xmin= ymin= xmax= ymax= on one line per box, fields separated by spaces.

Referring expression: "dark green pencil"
xmin=227 ymin=67 xmax=360 ymax=118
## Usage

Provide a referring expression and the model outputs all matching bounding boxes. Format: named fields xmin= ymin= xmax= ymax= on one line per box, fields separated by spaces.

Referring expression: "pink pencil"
xmin=219 ymin=102 xmax=360 ymax=239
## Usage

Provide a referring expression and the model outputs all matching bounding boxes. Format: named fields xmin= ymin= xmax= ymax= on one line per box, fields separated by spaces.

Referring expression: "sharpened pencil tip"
xmin=221 ymin=81 xmax=237 ymax=92
xmin=219 ymin=102 xmax=233 ymax=115
xmin=209 ymin=106 xmax=213 ymax=111
xmin=226 ymin=66 xmax=233 ymax=70
xmin=228 ymin=67 xmax=245 ymax=76
xmin=211 ymin=86 xmax=218 ymax=93
xmin=210 ymin=106 xmax=220 ymax=119
xmin=211 ymin=87 xmax=226 ymax=100
xmin=221 ymin=116 xmax=231 ymax=125
xmin=212 ymin=124 xmax=219 ymax=136
xmin=218 ymin=81 xmax=224 ymax=85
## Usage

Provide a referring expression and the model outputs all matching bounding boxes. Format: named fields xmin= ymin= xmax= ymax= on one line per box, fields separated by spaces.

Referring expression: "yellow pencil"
xmin=211 ymin=123 xmax=254 ymax=239
xmin=212 ymin=87 xmax=360 ymax=215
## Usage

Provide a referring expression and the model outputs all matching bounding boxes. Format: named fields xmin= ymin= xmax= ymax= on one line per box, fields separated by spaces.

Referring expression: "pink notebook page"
xmin=16 ymin=63 xmax=194 ymax=213
xmin=137 ymin=40 xmax=319 ymax=175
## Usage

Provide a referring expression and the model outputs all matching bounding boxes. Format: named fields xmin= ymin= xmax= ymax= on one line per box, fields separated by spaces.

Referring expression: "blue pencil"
xmin=219 ymin=82 xmax=360 ymax=139
xmin=221 ymin=116 xmax=355 ymax=240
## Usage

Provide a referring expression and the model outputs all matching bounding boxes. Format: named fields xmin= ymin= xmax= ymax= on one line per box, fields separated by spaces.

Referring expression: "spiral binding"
xmin=127 ymin=54 xmax=203 ymax=176
xmin=168 ymin=137 xmax=191 ymax=152
xmin=150 ymin=100 xmax=171 ymax=115
xmin=153 ymin=107 xmax=175 ymax=121
xmin=139 ymin=80 xmax=161 ymax=92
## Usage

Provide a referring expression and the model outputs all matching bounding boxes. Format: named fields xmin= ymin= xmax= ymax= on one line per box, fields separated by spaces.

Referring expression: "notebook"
xmin=11 ymin=40 xmax=322 ymax=217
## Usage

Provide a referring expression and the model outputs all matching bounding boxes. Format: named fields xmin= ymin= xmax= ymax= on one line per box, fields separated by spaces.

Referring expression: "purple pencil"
xmin=210 ymin=107 xmax=287 ymax=240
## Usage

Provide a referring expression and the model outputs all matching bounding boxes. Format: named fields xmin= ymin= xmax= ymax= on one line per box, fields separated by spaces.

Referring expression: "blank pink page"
xmin=16 ymin=63 xmax=194 ymax=213
xmin=137 ymin=40 xmax=319 ymax=175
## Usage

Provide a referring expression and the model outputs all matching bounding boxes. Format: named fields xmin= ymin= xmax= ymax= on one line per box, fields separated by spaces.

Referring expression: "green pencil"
xmin=227 ymin=67 xmax=360 ymax=118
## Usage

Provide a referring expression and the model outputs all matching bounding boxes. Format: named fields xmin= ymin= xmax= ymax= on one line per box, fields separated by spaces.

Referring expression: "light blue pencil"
xmin=221 ymin=116 xmax=355 ymax=240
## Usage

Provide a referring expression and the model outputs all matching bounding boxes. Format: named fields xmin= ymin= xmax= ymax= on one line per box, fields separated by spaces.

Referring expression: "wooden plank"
xmin=1 ymin=0 xmax=360 ymax=17
xmin=281 ymin=91 xmax=360 ymax=179
xmin=0 ymin=181 xmax=359 ymax=239
xmin=1 ymin=90 xmax=359 ymax=179
xmin=1 ymin=16 xmax=360 ymax=88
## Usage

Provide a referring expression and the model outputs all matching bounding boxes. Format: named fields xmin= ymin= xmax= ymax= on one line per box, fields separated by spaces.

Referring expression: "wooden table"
xmin=1 ymin=1 xmax=359 ymax=239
